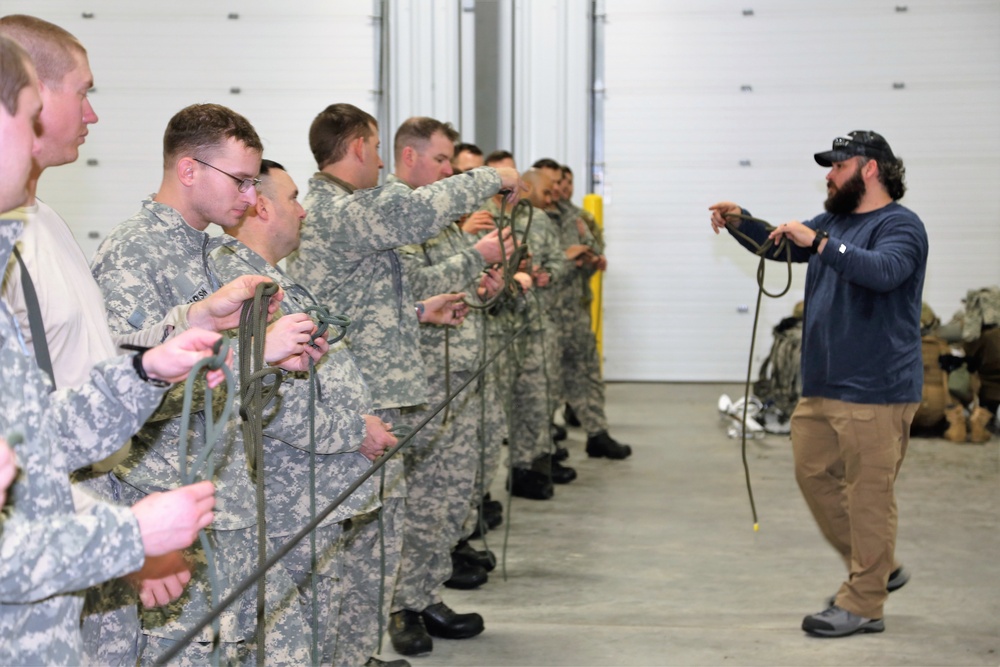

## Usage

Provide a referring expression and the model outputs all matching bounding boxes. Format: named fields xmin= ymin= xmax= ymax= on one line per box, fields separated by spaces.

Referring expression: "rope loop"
xmin=179 ymin=335 xmax=235 ymax=485
xmin=236 ymin=281 xmax=281 ymax=667
xmin=724 ymin=212 xmax=794 ymax=299
xmin=304 ymin=304 xmax=351 ymax=346
xmin=464 ymin=198 xmax=535 ymax=310
xmin=175 ymin=332 xmax=236 ymax=667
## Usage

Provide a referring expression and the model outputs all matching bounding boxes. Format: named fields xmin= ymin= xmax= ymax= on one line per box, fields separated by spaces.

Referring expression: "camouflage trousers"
xmin=269 ymin=522 xmax=343 ymax=665
xmin=462 ymin=376 xmax=506 ymax=539
xmin=133 ymin=527 xmax=311 ymax=666
xmin=332 ymin=501 xmax=403 ymax=666
xmin=393 ymin=370 xmax=484 ymax=612
xmin=558 ymin=302 xmax=609 ymax=436
xmin=80 ymin=579 xmax=141 ymax=667
xmin=499 ymin=308 xmax=559 ymax=469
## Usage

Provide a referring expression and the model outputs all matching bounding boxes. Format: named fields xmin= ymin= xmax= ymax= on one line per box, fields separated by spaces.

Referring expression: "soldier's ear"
xmin=255 ymin=194 xmax=271 ymax=220
xmin=401 ymin=145 xmax=417 ymax=167
xmin=351 ymin=135 xmax=366 ymax=162
xmin=177 ymin=157 xmax=197 ymax=186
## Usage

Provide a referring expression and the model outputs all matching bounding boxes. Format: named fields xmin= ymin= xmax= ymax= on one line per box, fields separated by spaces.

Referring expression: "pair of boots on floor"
xmin=389 ymin=539 xmax=496 ymax=657
xmin=943 ymin=404 xmax=995 ymax=443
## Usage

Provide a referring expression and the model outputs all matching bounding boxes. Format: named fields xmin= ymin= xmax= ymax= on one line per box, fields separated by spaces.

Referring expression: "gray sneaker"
xmin=802 ymin=605 xmax=885 ymax=637
xmin=886 ymin=565 xmax=910 ymax=592
xmin=826 ymin=565 xmax=910 ymax=607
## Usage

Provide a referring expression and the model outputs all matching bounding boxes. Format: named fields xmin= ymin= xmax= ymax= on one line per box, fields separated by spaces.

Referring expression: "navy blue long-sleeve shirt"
xmin=731 ymin=202 xmax=928 ymax=404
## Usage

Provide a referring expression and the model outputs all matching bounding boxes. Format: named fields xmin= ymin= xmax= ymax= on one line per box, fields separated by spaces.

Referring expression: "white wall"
xmin=601 ymin=0 xmax=1000 ymax=381
xmin=4 ymin=1 xmax=378 ymax=257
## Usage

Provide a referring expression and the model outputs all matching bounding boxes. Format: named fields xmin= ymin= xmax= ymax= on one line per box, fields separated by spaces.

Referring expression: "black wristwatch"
xmin=131 ymin=348 xmax=171 ymax=387
xmin=811 ymin=230 xmax=829 ymax=254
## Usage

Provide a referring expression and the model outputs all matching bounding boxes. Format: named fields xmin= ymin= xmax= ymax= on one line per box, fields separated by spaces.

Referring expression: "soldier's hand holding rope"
xmin=512 ymin=272 xmax=533 ymax=293
xmin=360 ymin=415 xmax=398 ymax=461
xmin=477 ymin=267 xmax=504 ymax=301
xmin=187 ymin=274 xmax=285 ymax=332
xmin=128 ymin=549 xmax=192 ymax=608
xmin=264 ymin=312 xmax=329 ymax=372
xmin=138 ymin=328 xmax=233 ymax=386
xmin=417 ymin=292 xmax=469 ymax=326
xmin=768 ymin=220 xmax=824 ymax=251
xmin=474 ymin=227 xmax=516 ymax=265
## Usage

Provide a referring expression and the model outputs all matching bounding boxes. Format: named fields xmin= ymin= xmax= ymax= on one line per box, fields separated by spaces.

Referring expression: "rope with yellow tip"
xmin=724 ymin=212 xmax=796 ymax=532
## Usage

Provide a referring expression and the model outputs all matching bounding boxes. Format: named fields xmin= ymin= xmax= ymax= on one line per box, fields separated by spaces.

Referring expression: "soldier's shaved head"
xmin=522 ymin=168 xmax=555 ymax=210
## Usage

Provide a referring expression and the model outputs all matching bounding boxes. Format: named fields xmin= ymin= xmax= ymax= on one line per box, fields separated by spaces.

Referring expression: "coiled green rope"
xmin=463 ymin=198 xmax=535 ymax=311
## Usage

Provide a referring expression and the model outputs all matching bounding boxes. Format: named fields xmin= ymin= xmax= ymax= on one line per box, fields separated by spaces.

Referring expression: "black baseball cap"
xmin=814 ymin=130 xmax=895 ymax=167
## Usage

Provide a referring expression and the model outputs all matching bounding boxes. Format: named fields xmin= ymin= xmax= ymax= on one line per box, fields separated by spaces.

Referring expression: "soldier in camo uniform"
xmin=0 ymin=61 xmax=221 ymax=657
xmin=285 ymin=103 xmax=522 ymax=664
xmin=210 ymin=159 xmax=402 ymax=667
xmin=91 ymin=104 xmax=321 ymax=666
xmin=0 ymin=18 xmax=287 ymax=665
xmin=451 ymin=144 xmax=508 ymax=541
xmin=534 ymin=158 xmax=632 ymax=461
xmin=475 ymin=156 xmax=576 ymax=501
xmin=389 ymin=118 xmax=517 ymax=657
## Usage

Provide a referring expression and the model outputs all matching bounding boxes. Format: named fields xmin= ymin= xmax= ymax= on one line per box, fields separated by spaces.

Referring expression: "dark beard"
xmin=824 ymin=168 xmax=866 ymax=214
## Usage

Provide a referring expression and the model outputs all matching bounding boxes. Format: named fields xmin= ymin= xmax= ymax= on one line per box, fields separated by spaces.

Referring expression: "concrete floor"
xmin=378 ymin=383 xmax=1000 ymax=667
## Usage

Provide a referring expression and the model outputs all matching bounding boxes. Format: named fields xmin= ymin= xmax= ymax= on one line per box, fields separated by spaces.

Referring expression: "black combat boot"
xmin=507 ymin=467 xmax=553 ymax=500
xmin=585 ymin=430 xmax=632 ymax=459
xmin=443 ymin=552 xmax=488 ymax=589
xmin=421 ymin=602 xmax=485 ymax=639
xmin=388 ymin=610 xmax=432 ymax=656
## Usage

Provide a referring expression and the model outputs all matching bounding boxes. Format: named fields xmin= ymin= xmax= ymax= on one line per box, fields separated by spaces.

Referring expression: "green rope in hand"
xmin=305 ymin=305 xmax=351 ymax=346
xmin=723 ymin=212 xmax=796 ymax=531
xmin=177 ymin=335 xmax=235 ymax=667
xmin=464 ymin=198 xmax=535 ymax=311
xmin=237 ymin=281 xmax=283 ymax=667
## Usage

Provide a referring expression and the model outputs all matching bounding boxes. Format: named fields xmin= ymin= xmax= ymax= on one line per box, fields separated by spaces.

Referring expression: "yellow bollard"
xmin=582 ymin=194 xmax=604 ymax=374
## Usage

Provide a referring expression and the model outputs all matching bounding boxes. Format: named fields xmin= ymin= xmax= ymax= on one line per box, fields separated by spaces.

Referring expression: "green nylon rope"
xmin=177 ymin=335 xmax=235 ymax=667
xmin=304 ymin=304 xmax=351 ymax=665
xmin=723 ymin=212 xmax=795 ymax=531
xmin=473 ymin=312 xmax=495 ymax=567
xmin=237 ymin=281 xmax=282 ymax=667
xmin=463 ymin=197 xmax=535 ymax=311
xmin=499 ymin=299 xmax=522 ymax=582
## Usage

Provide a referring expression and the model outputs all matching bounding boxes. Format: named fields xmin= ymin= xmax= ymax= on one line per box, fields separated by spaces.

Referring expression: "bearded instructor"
xmin=709 ymin=130 xmax=928 ymax=638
